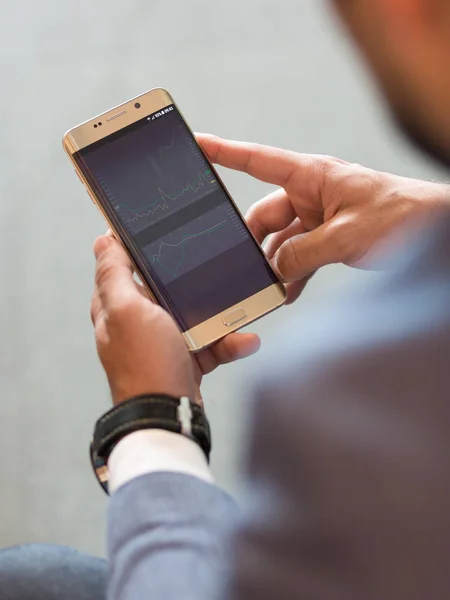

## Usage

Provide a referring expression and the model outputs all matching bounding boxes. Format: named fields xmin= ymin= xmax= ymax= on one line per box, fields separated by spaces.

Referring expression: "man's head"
xmin=331 ymin=0 xmax=450 ymax=166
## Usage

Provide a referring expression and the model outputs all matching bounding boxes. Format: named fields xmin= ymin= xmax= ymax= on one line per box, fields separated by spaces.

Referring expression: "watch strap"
xmin=90 ymin=394 xmax=211 ymax=494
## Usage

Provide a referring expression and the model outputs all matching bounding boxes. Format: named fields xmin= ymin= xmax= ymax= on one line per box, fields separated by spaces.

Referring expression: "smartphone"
xmin=63 ymin=88 xmax=286 ymax=351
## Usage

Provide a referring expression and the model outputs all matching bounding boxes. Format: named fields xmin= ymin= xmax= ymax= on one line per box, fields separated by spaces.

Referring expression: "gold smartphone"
xmin=63 ymin=88 xmax=286 ymax=352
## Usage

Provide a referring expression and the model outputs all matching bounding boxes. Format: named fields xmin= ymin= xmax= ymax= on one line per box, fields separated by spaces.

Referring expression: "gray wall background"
xmin=0 ymin=0 xmax=446 ymax=557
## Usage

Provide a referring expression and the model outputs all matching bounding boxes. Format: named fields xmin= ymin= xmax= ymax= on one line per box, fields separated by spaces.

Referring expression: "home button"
xmin=222 ymin=307 xmax=247 ymax=327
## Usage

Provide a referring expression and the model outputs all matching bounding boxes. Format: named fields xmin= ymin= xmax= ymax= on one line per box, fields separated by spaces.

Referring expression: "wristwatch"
xmin=90 ymin=393 xmax=211 ymax=494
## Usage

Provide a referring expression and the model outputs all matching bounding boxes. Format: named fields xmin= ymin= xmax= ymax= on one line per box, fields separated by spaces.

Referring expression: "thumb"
xmin=272 ymin=222 xmax=342 ymax=283
xmin=94 ymin=235 xmax=140 ymax=311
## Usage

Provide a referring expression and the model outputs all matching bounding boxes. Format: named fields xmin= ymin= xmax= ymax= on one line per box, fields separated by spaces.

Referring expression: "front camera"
xmin=134 ymin=102 xmax=141 ymax=109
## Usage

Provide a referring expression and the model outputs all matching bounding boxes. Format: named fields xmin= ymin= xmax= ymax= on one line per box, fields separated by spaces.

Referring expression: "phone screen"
xmin=73 ymin=104 xmax=278 ymax=330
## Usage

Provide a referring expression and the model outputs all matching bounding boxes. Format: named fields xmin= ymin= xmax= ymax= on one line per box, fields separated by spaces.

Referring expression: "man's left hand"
xmin=91 ymin=234 xmax=261 ymax=405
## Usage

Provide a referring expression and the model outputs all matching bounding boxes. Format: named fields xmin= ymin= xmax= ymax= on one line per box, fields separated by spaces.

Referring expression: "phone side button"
xmin=222 ymin=307 xmax=247 ymax=327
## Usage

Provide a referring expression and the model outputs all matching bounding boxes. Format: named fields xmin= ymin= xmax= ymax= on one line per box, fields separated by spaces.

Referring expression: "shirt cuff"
xmin=108 ymin=429 xmax=214 ymax=494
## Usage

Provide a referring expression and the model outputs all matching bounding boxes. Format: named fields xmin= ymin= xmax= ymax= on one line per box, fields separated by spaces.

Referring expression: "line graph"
xmin=143 ymin=203 xmax=247 ymax=284
xmin=151 ymin=220 xmax=228 ymax=277
xmin=89 ymin=106 xmax=223 ymax=239
xmin=159 ymin=131 xmax=177 ymax=159
xmin=80 ymin=105 xmax=268 ymax=326
xmin=123 ymin=168 xmax=216 ymax=225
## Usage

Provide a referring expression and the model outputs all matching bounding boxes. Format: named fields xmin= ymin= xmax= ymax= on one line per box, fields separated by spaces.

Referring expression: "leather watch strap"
xmin=90 ymin=394 xmax=211 ymax=494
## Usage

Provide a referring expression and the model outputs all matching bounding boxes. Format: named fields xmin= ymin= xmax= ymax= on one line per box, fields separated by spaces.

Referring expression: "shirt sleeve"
xmin=108 ymin=429 xmax=214 ymax=494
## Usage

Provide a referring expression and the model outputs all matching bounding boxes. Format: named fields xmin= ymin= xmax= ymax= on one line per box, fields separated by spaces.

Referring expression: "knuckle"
xmin=245 ymin=203 xmax=259 ymax=222
xmin=317 ymin=155 xmax=345 ymax=175
xmin=305 ymin=156 xmax=347 ymax=202
xmin=278 ymin=237 xmax=302 ymax=280
xmin=329 ymin=160 xmax=377 ymax=186
xmin=327 ymin=214 xmax=359 ymax=262
xmin=245 ymin=202 xmax=264 ymax=228
xmin=321 ymin=157 xmax=351 ymax=189
xmin=95 ymin=258 xmax=114 ymax=289
xmin=322 ymin=160 xmax=380 ymax=218
xmin=107 ymin=296 xmax=138 ymax=322
xmin=319 ymin=155 xmax=340 ymax=168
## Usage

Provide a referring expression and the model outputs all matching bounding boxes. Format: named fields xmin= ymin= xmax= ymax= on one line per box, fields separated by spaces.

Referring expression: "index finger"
xmin=197 ymin=133 xmax=300 ymax=187
xmin=93 ymin=235 xmax=141 ymax=313
xmin=196 ymin=134 xmax=349 ymax=198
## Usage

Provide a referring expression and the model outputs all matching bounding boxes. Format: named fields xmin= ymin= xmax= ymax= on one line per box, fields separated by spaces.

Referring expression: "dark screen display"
xmin=74 ymin=104 xmax=277 ymax=330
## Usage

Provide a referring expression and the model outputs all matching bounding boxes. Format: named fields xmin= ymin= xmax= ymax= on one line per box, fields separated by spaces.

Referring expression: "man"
xmin=2 ymin=0 xmax=450 ymax=598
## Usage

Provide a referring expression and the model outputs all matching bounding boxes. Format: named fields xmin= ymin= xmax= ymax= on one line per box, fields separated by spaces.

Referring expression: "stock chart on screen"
xmin=75 ymin=102 xmax=277 ymax=328
xmin=91 ymin=106 xmax=249 ymax=283
xmin=144 ymin=203 xmax=246 ymax=284
xmin=100 ymin=123 xmax=220 ymax=234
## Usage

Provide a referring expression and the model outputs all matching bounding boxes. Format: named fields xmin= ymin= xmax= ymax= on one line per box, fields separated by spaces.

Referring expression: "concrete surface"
xmin=0 ymin=0 xmax=446 ymax=556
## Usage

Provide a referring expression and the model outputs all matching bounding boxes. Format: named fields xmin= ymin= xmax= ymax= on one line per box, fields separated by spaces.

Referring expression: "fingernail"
xmin=93 ymin=235 xmax=110 ymax=258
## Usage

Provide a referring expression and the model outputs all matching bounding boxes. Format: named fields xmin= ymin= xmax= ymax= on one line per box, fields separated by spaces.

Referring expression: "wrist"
xmin=109 ymin=378 xmax=196 ymax=407
xmin=91 ymin=393 xmax=211 ymax=494
xmin=414 ymin=182 xmax=450 ymax=214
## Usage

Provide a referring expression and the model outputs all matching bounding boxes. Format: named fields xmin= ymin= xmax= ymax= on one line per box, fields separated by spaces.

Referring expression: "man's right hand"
xmin=198 ymin=134 xmax=450 ymax=303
